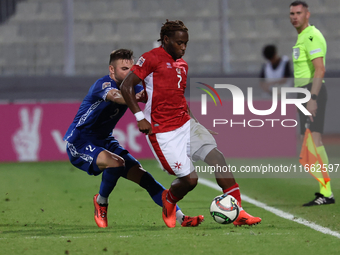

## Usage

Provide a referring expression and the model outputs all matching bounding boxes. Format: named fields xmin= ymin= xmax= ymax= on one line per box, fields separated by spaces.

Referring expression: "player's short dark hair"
xmin=158 ymin=20 xmax=188 ymax=43
xmin=263 ymin=45 xmax=277 ymax=60
xmin=290 ymin=1 xmax=309 ymax=8
xmin=109 ymin=49 xmax=134 ymax=65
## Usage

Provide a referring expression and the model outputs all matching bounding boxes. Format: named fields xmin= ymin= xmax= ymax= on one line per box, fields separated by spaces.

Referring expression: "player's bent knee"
xmin=205 ymin=148 xmax=226 ymax=165
xmin=188 ymin=179 xmax=198 ymax=191
xmin=181 ymin=174 xmax=198 ymax=191
xmin=107 ymin=156 xmax=125 ymax=168
xmin=212 ymin=148 xmax=225 ymax=159
xmin=97 ymin=150 xmax=125 ymax=169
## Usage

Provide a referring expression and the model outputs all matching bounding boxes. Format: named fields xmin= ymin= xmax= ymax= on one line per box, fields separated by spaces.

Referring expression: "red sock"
xmin=167 ymin=189 xmax=182 ymax=204
xmin=223 ymin=183 xmax=242 ymax=207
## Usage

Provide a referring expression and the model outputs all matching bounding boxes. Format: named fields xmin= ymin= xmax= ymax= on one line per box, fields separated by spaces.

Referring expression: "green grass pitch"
xmin=0 ymin=156 xmax=339 ymax=255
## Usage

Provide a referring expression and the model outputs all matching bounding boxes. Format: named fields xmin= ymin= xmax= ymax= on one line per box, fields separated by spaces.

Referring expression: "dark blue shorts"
xmin=66 ymin=136 xmax=140 ymax=176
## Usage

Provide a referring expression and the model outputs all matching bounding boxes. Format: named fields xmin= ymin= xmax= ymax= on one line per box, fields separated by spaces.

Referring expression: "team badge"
xmin=293 ymin=48 xmax=300 ymax=60
xmin=102 ymin=82 xmax=111 ymax=89
xmin=176 ymin=68 xmax=181 ymax=74
xmin=136 ymin=56 xmax=145 ymax=67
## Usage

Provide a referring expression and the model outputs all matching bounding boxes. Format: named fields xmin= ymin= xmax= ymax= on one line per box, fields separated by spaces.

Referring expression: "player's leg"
xmin=96 ymin=150 xmax=125 ymax=204
xmin=315 ymin=140 xmax=334 ymax=202
xmin=302 ymin=134 xmax=334 ymax=206
xmin=167 ymin=171 xmax=199 ymax=203
xmin=93 ymin=150 xmax=125 ymax=228
xmin=108 ymin=136 xmax=203 ymax=227
xmin=147 ymin=121 xmax=202 ymax=228
xmin=311 ymin=84 xmax=334 ymax=203
xmin=125 ymin=161 xmax=203 ymax=226
xmin=66 ymin=141 xmax=124 ymax=228
xmin=190 ymin=120 xmax=240 ymax=203
xmin=162 ymin=172 xmax=198 ymax=228
xmin=190 ymin=119 xmax=261 ymax=226
xmin=300 ymin=84 xmax=334 ymax=206
xmin=105 ymin=138 xmax=169 ymax=209
xmin=203 ymin=148 xmax=236 ymax=191
xmin=190 ymin=120 xmax=235 ymax=189
xmin=199 ymin=147 xmax=261 ymax=226
xmin=122 ymin=153 xmax=180 ymax=219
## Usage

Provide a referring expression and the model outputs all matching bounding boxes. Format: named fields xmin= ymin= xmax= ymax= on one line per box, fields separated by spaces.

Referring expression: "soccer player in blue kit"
xmin=63 ymin=49 xmax=203 ymax=228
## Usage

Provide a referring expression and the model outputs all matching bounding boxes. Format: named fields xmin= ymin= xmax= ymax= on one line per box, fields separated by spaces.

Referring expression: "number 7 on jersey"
xmin=177 ymin=74 xmax=182 ymax=88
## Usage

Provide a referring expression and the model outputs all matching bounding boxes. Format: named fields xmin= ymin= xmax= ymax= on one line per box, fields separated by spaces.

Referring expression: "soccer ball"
xmin=210 ymin=194 xmax=240 ymax=224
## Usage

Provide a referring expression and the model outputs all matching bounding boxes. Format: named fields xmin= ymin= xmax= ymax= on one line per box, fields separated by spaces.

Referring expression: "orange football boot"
xmin=161 ymin=190 xmax=177 ymax=228
xmin=181 ymin=215 xmax=204 ymax=227
xmin=93 ymin=194 xmax=108 ymax=228
xmin=233 ymin=210 xmax=261 ymax=226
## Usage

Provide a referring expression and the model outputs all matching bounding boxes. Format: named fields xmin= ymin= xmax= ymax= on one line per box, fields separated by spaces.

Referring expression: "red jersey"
xmin=131 ymin=46 xmax=190 ymax=133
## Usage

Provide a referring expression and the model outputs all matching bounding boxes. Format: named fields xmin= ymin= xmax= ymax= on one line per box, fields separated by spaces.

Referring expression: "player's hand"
xmin=307 ymin=100 xmax=317 ymax=122
xmin=207 ymin=129 xmax=218 ymax=135
xmin=137 ymin=119 xmax=152 ymax=135
xmin=136 ymin=90 xmax=146 ymax=103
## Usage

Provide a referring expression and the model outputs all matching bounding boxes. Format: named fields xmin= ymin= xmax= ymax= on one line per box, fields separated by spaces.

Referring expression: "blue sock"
xmin=99 ymin=167 xmax=124 ymax=198
xmin=139 ymin=172 xmax=180 ymax=211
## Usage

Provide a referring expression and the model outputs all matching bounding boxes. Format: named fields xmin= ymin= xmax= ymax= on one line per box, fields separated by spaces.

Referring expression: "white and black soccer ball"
xmin=210 ymin=194 xmax=240 ymax=224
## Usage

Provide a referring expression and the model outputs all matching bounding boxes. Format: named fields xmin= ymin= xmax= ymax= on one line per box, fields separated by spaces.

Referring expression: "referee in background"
xmin=290 ymin=1 xmax=334 ymax=206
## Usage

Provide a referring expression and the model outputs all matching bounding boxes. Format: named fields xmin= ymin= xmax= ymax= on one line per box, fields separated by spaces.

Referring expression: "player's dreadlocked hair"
xmin=109 ymin=49 xmax=134 ymax=65
xmin=158 ymin=20 xmax=188 ymax=43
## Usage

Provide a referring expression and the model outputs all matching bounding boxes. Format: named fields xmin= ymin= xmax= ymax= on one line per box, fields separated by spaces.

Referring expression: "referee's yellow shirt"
xmin=292 ymin=25 xmax=327 ymax=87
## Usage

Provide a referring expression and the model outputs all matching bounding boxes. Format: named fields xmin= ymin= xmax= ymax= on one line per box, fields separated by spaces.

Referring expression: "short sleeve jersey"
xmin=131 ymin=46 xmax=190 ymax=133
xmin=292 ymin=25 xmax=327 ymax=87
xmin=63 ymin=75 xmax=143 ymax=142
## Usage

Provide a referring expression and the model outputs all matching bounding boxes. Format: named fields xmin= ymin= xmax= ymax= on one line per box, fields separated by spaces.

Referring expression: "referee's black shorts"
xmin=297 ymin=83 xmax=327 ymax=134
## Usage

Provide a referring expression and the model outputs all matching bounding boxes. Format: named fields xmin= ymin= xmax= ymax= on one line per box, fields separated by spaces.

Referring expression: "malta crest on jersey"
xmin=293 ymin=48 xmax=300 ymax=60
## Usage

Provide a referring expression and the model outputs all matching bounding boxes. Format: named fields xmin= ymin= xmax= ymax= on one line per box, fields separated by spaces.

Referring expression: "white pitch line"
xmin=198 ymin=178 xmax=340 ymax=239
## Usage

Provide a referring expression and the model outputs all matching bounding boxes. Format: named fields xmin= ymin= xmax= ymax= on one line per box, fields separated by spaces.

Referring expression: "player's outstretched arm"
xmin=106 ymin=89 xmax=145 ymax=105
xmin=106 ymin=89 xmax=126 ymax=104
xmin=121 ymin=71 xmax=152 ymax=134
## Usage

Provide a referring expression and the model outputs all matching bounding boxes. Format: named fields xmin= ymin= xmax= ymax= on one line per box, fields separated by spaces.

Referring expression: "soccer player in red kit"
xmin=121 ymin=20 xmax=261 ymax=228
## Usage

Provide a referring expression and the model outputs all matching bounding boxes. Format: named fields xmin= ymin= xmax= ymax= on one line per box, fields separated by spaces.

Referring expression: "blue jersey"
xmin=64 ymin=75 xmax=143 ymax=142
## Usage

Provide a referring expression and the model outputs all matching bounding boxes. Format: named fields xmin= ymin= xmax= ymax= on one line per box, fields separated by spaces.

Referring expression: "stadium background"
xmin=0 ymin=0 xmax=339 ymax=162
xmin=1 ymin=3 xmax=340 ymax=254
